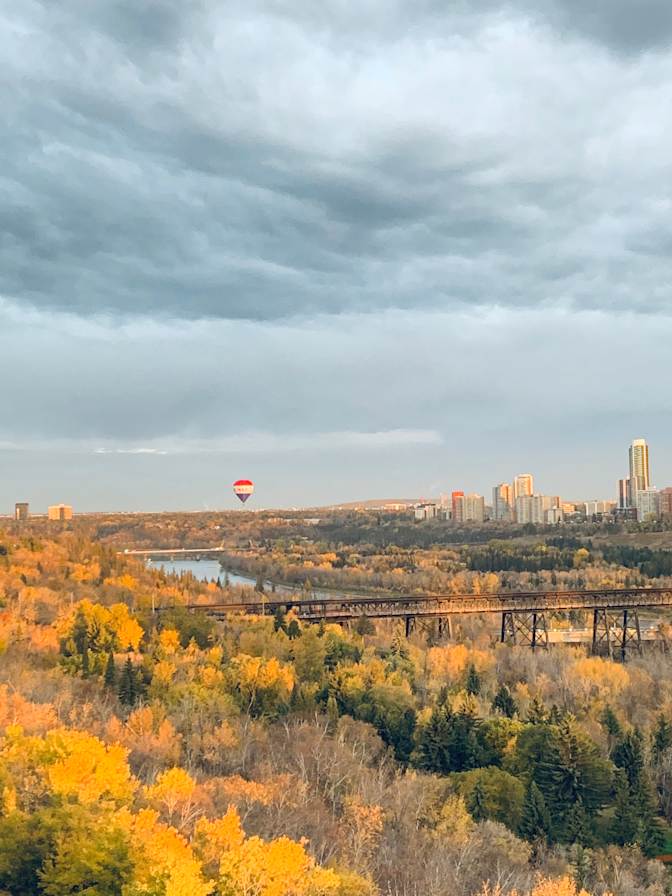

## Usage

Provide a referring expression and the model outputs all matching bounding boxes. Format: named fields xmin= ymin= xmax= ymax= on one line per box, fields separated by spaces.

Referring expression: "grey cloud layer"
xmin=1 ymin=299 xmax=670 ymax=443
xmin=3 ymin=1 xmax=672 ymax=320
xmin=2 ymin=299 xmax=672 ymax=509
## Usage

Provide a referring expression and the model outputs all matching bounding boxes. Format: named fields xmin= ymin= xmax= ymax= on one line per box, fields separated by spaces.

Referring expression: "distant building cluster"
xmin=414 ymin=438 xmax=671 ymax=525
xmin=616 ymin=438 xmax=670 ymax=521
xmin=10 ymin=503 xmax=74 ymax=521
xmin=48 ymin=504 xmax=74 ymax=521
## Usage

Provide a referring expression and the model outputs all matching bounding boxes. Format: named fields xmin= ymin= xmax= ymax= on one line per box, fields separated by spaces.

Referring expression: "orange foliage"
xmin=105 ymin=705 xmax=182 ymax=770
xmin=44 ymin=729 xmax=137 ymax=804
xmin=0 ymin=686 xmax=57 ymax=736
xmin=119 ymin=807 xmax=213 ymax=896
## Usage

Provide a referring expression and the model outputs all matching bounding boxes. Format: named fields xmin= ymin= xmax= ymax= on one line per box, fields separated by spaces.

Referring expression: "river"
xmin=148 ymin=557 xmax=359 ymax=602
xmin=148 ymin=558 xmax=256 ymax=588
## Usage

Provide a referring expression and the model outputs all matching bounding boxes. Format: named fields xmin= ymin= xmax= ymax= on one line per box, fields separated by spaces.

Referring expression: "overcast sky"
xmin=2 ymin=0 xmax=672 ymax=512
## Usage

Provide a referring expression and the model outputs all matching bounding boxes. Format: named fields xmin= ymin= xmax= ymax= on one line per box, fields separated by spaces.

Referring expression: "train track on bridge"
xmin=180 ymin=586 xmax=672 ymax=658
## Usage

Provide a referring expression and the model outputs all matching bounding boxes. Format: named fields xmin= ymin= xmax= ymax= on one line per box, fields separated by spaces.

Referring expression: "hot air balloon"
xmin=233 ymin=479 xmax=254 ymax=504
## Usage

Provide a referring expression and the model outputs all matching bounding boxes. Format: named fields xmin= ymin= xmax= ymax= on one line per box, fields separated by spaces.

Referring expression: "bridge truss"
xmin=179 ymin=586 xmax=672 ymax=657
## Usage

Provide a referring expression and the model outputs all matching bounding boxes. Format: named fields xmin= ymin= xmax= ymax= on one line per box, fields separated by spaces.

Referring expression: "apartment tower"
xmin=628 ymin=438 xmax=650 ymax=504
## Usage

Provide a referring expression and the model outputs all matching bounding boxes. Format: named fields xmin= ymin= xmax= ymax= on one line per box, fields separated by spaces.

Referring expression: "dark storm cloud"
xmin=523 ymin=0 xmax=672 ymax=54
xmin=3 ymin=0 xmax=672 ymax=321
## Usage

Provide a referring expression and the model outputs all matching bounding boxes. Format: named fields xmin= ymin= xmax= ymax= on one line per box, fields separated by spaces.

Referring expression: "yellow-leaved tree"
xmin=119 ymin=807 xmax=213 ymax=896
xmin=195 ymin=807 xmax=375 ymax=896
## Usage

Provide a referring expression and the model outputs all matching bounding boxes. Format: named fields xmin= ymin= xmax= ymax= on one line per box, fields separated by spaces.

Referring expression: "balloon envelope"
xmin=233 ymin=479 xmax=254 ymax=503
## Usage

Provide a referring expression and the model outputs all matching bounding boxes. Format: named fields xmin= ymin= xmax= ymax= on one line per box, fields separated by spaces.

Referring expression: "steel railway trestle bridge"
xmin=182 ymin=587 xmax=672 ymax=659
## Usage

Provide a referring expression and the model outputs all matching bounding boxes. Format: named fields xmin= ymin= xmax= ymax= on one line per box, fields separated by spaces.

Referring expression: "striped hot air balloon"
xmin=233 ymin=479 xmax=254 ymax=503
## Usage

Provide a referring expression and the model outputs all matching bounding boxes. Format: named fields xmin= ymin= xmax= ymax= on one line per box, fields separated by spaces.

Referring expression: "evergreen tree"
xmin=652 ymin=713 xmax=672 ymax=762
xmin=465 ymin=663 xmax=481 ymax=697
xmin=326 ymin=694 xmax=339 ymax=731
xmin=610 ymin=769 xmax=638 ymax=845
xmin=526 ymin=697 xmax=548 ymax=724
xmin=568 ymin=844 xmax=594 ymax=892
xmin=467 ymin=780 xmax=488 ymax=821
xmin=450 ymin=708 xmax=483 ymax=772
xmin=118 ymin=657 xmax=137 ymax=707
xmin=492 ymin=684 xmax=517 ymax=718
xmin=548 ymin=704 xmax=564 ymax=725
xmin=254 ymin=575 xmax=265 ymax=593
xmin=518 ymin=780 xmax=552 ymax=851
xmin=613 ymin=728 xmax=645 ymax=791
xmin=71 ymin=607 xmax=89 ymax=656
xmin=641 ymin=808 xmax=666 ymax=858
xmin=81 ymin=643 xmax=90 ymax=678
xmin=286 ymin=619 xmax=301 ymax=640
xmin=599 ymin=705 xmax=622 ymax=754
xmin=273 ymin=607 xmax=287 ymax=633
xmin=414 ymin=704 xmax=453 ymax=774
xmin=563 ymin=799 xmax=593 ymax=847
xmin=355 ymin=614 xmax=375 ymax=636
xmin=390 ymin=628 xmax=409 ymax=659
xmin=637 ymin=769 xmax=665 ymax=855
xmin=104 ymin=652 xmax=116 ymax=688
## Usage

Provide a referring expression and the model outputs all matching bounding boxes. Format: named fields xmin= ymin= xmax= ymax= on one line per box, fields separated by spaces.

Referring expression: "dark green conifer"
xmin=652 ymin=713 xmax=672 ymax=762
xmin=526 ymin=697 xmax=548 ymax=724
xmin=355 ymin=614 xmax=375 ymax=636
xmin=326 ymin=694 xmax=339 ymax=731
xmin=599 ymin=705 xmax=622 ymax=754
xmin=518 ymin=780 xmax=552 ymax=853
xmin=467 ymin=779 xmax=488 ymax=821
xmin=613 ymin=728 xmax=645 ymax=791
xmin=492 ymin=684 xmax=517 ymax=718
xmin=273 ymin=607 xmax=287 ymax=633
xmin=118 ymin=657 xmax=137 ymax=707
xmin=610 ymin=769 xmax=638 ymax=845
xmin=563 ymin=799 xmax=593 ymax=847
xmin=81 ymin=643 xmax=90 ymax=678
xmin=465 ymin=663 xmax=481 ymax=696
xmin=104 ymin=652 xmax=116 ymax=688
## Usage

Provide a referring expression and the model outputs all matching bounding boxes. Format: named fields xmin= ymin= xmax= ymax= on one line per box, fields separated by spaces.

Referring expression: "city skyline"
xmin=5 ymin=436 xmax=666 ymax=515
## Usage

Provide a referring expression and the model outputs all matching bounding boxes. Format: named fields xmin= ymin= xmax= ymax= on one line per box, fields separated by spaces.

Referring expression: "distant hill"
xmin=321 ymin=497 xmax=424 ymax=510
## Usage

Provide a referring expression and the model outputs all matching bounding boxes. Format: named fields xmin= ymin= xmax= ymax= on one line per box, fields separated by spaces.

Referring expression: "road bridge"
xmin=182 ymin=586 xmax=672 ymax=658
xmin=123 ymin=547 xmax=229 ymax=559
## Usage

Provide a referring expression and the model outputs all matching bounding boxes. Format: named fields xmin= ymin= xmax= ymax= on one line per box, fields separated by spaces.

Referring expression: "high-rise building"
xmin=463 ymin=493 xmax=485 ymax=523
xmin=635 ymin=488 xmax=659 ymax=521
xmin=492 ymin=483 xmax=513 ymax=521
xmin=584 ymin=500 xmax=616 ymax=517
xmin=618 ymin=478 xmax=630 ymax=510
xmin=451 ymin=491 xmax=464 ymax=521
xmin=513 ymin=474 xmax=534 ymax=501
xmin=14 ymin=503 xmax=29 ymax=521
xmin=516 ymin=494 xmax=558 ymax=525
xmin=659 ymin=488 xmax=672 ymax=517
xmin=629 ymin=438 xmax=650 ymax=501
xmin=515 ymin=495 xmax=533 ymax=524
xmin=48 ymin=504 xmax=73 ymax=521
xmin=414 ymin=503 xmax=438 ymax=521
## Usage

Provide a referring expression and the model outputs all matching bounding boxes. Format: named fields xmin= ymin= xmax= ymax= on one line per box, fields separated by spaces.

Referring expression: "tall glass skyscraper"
xmin=628 ymin=438 xmax=650 ymax=501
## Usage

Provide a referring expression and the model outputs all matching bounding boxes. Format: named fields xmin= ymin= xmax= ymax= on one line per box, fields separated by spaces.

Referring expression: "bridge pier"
xmin=437 ymin=616 xmax=453 ymax=639
xmin=501 ymin=611 xmax=549 ymax=650
xmin=405 ymin=615 xmax=415 ymax=637
xmin=592 ymin=608 xmax=642 ymax=660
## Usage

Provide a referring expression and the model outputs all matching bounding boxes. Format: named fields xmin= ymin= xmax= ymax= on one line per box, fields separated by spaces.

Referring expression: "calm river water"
xmin=149 ymin=558 xmax=355 ymax=602
xmin=149 ymin=558 xmax=256 ymax=587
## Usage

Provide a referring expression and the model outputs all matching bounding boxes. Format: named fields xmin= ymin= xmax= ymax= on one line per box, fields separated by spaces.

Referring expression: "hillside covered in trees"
xmin=1 ymin=525 xmax=672 ymax=895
